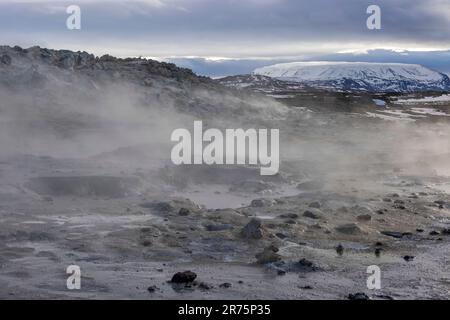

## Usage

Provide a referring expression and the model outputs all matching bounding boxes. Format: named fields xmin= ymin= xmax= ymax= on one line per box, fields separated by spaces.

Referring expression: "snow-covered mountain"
xmin=253 ymin=61 xmax=450 ymax=92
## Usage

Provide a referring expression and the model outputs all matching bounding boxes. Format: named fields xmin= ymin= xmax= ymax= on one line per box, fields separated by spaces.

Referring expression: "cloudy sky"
xmin=1 ymin=0 xmax=450 ymax=76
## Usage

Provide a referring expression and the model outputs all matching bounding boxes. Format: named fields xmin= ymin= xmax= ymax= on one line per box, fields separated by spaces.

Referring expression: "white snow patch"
xmin=378 ymin=109 xmax=426 ymax=118
xmin=266 ymin=94 xmax=296 ymax=99
xmin=365 ymin=112 xmax=416 ymax=122
xmin=373 ymin=99 xmax=386 ymax=107
xmin=395 ymin=94 xmax=450 ymax=104
xmin=410 ymin=108 xmax=450 ymax=116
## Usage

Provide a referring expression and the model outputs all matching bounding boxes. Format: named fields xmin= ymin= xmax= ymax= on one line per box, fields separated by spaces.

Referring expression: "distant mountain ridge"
xmin=217 ymin=74 xmax=308 ymax=92
xmin=251 ymin=61 xmax=450 ymax=93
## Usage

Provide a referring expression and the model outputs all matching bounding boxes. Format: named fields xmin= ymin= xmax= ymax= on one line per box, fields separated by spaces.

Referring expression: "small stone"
xmin=357 ymin=214 xmax=372 ymax=222
xmin=297 ymin=258 xmax=317 ymax=271
xmin=219 ymin=283 xmax=232 ymax=288
xmin=303 ymin=210 xmax=320 ymax=219
xmin=205 ymin=223 xmax=233 ymax=231
xmin=381 ymin=231 xmax=404 ymax=239
xmin=348 ymin=292 xmax=370 ymax=300
xmin=275 ymin=233 xmax=287 ymax=239
xmin=241 ymin=218 xmax=263 ymax=239
xmin=140 ymin=240 xmax=152 ymax=247
xmin=375 ymin=248 xmax=382 ymax=257
xmin=403 ymin=255 xmax=414 ymax=262
xmin=389 ymin=193 xmax=400 ymax=198
xmin=171 ymin=271 xmax=197 ymax=283
xmin=300 ymin=285 xmax=313 ymax=290
xmin=336 ymin=244 xmax=344 ymax=256
xmin=279 ymin=213 xmax=299 ymax=219
xmin=429 ymin=231 xmax=440 ymax=236
xmin=0 ymin=54 xmax=11 ymax=65
xmin=198 ymin=282 xmax=213 ymax=290
xmin=147 ymin=285 xmax=160 ymax=293
xmin=308 ymin=202 xmax=321 ymax=209
xmin=250 ymin=199 xmax=273 ymax=208
xmin=335 ymin=223 xmax=362 ymax=235
xmin=178 ymin=208 xmax=190 ymax=216
xmin=255 ymin=246 xmax=281 ymax=264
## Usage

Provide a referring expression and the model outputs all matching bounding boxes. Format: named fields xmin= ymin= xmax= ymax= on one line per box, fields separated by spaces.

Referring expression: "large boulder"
xmin=170 ymin=271 xmax=197 ymax=283
xmin=241 ymin=218 xmax=263 ymax=239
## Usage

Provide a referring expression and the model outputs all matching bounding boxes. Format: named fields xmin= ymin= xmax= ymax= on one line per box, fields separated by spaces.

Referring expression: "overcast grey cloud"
xmin=0 ymin=0 xmax=449 ymax=74
xmin=166 ymin=49 xmax=450 ymax=77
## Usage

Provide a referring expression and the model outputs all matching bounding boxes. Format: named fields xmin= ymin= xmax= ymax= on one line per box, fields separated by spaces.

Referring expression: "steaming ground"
xmin=0 ymin=47 xmax=449 ymax=299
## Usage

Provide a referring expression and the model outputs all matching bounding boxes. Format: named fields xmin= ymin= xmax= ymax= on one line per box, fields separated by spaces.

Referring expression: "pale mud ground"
xmin=0 ymin=100 xmax=449 ymax=300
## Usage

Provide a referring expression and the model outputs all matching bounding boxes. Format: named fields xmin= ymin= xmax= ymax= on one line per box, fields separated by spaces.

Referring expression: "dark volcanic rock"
xmin=205 ymin=223 xmax=233 ymax=232
xmin=348 ymin=292 xmax=370 ymax=300
xmin=250 ymin=199 xmax=273 ymax=208
xmin=375 ymin=248 xmax=382 ymax=257
xmin=171 ymin=271 xmax=197 ymax=283
xmin=381 ymin=231 xmax=404 ymax=239
xmin=147 ymin=285 xmax=160 ymax=293
xmin=296 ymin=258 xmax=319 ymax=272
xmin=357 ymin=214 xmax=372 ymax=222
xmin=255 ymin=246 xmax=281 ymax=264
xmin=275 ymin=232 xmax=288 ymax=239
xmin=336 ymin=244 xmax=344 ymax=256
xmin=303 ymin=210 xmax=320 ymax=219
xmin=178 ymin=208 xmax=190 ymax=216
xmin=279 ymin=213 xmax=299 ymax=219
xmin=308 ymin=201 xmax=321 ymax=209
xmin=335 ymin=223 xmax=363 ymax=235
xmin=198 ymin=282 xmax=213 ymax=290
xmin=241 ymin=218 xmax=263 ymax=239
xmin=0 ymin=54 xmax=11 ymax=65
